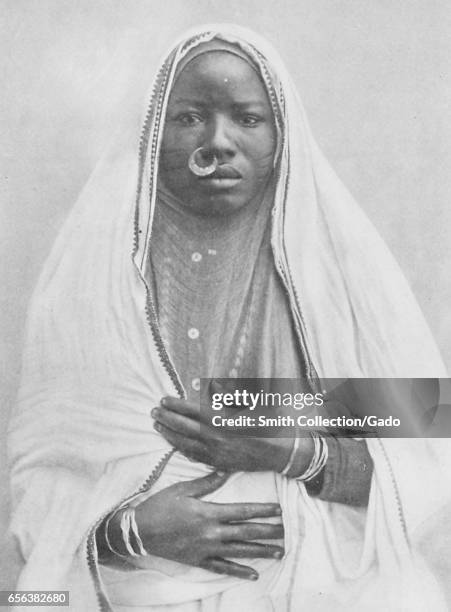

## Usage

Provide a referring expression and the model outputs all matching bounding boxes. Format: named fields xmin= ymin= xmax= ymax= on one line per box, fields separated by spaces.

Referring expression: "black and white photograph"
xmin=1 ymin=2 xmax=451 ymax=610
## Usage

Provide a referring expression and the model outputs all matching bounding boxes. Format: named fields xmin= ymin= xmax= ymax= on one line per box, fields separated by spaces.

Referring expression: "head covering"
xmin=174 ymin=38 xmax=261 ymax=76
xmin=8 ymin=24 xmax=451 ymax=611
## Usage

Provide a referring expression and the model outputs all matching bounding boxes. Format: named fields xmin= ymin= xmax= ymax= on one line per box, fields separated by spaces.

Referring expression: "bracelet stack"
xmin=298 ymin=432 xmax=328 ymax=482
xmin=281 ymin=431 xmax=328 ymax=481
xmin=105 ymin=505 xmax=148 ymax=558
xmin=281 ymin=436 xmax=300 ymax=476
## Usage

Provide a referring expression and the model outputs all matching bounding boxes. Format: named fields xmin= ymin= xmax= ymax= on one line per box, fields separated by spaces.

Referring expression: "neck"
xmin=156 ymin=179 xmax=274 ymax=240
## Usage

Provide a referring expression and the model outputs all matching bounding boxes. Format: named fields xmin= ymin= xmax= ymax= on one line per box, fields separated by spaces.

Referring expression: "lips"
xmin=199 ymin=165 xmax=242 ymax=179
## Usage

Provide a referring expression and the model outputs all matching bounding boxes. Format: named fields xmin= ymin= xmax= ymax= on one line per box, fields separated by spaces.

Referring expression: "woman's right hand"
xmin=106 ymin=472 xmax=284 ymax=581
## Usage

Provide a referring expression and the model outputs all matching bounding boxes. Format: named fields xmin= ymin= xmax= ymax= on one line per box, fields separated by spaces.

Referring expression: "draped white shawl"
xmin=8 ymin=24 xmax=451 ymax=612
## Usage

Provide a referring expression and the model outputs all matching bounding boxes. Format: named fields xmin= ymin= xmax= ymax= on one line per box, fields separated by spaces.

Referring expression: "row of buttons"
xmin=189 ymin=249 xmax=215 ymax=392
xmin=188 ymin=325 xmax=200 ymax=390
xmin=189 ymin=326 xmax=200 ymax=391
xmin=188 ymin=327 xmax=199 ymax=339
xmin=191 ymin=249 xmax=218 ymax=263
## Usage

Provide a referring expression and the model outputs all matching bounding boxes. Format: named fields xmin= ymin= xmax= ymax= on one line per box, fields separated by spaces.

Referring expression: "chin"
xmin=194 ymin=196 xmax=250 ymax=216
xmin=187 ymin=185 xmax=255 ymax=215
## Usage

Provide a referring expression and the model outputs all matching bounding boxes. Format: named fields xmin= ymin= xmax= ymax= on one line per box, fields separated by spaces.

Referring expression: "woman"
xmin=8 ymin=24 xmax=451 ymax=611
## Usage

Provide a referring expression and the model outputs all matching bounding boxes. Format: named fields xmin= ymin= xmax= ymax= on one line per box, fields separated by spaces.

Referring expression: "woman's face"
xmin=159 ymin=50 xmax=277 ymax=215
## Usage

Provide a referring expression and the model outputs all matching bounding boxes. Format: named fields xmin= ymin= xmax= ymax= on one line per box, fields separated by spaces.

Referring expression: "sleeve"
xmin=305 ymin=437 xmax=373 ymax=506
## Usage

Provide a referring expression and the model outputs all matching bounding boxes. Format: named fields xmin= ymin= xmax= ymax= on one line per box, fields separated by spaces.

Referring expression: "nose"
xmin=204 ymin=115 xmax=236 ymax=159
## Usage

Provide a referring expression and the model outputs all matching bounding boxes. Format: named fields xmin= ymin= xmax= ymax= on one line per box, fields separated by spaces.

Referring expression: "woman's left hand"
xmin=151 ymin=396 xmax=313 ymax=474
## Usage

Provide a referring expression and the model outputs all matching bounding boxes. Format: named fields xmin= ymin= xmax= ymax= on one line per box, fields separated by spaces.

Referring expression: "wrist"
xmin=272 ymin=437 xmax=296 ymax=472
xmin=105 ymin=509 xmax=129 ymax=557
xmin=95 ymin=509 xmax=129 ymax=565
xmin=296 ymin=433 xmax=329 ymax=482
xmin=284 ymin=435 xmax=315 ymax=478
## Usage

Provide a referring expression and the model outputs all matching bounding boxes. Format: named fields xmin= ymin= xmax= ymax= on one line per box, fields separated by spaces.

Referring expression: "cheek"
xmin=246 ymin=124 xmax=276 ymax=155
xmin=246 ymin=133 xmax=276 ymax=178
xmin=160 ymin=128 xmax=198 ymax=169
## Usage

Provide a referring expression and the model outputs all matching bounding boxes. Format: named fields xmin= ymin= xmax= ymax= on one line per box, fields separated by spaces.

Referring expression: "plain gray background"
xmin=1 ymin=0 xmax=450 ymax=589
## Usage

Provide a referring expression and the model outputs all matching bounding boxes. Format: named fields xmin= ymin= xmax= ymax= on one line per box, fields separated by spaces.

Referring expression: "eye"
xmin=238 ymin=114 xmax=264 ymax=127
xmin=175 ymin=112 xmax=204 ymax=127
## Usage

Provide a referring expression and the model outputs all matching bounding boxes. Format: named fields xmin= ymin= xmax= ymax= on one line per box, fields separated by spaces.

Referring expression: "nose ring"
xmin=188 ymin=147 xmax=218 ymax=177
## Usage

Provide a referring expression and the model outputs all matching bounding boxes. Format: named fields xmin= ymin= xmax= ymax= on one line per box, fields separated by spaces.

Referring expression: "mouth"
xmin=198 ymin=165 xmax=242 ymax=180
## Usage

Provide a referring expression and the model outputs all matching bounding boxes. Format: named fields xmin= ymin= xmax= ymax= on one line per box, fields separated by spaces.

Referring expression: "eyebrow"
xmin=172 ymin=98 xmax=208 ymax=107
xmin=172 ymin=98 xmax=268 ymax=109
xmin=232 ymin=101 xmax=268 ymax=110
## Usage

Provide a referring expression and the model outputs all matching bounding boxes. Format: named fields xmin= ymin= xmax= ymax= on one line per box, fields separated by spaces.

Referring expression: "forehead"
xmin=169 ymin=51 xmax=270 ymax=106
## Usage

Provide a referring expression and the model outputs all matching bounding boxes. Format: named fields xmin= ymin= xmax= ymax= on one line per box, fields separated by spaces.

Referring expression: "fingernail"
xmin=216 ymin=471 xmax=226 ymax=477
xmin=153 ymin=423 xmax=161 ymax=432
xmin=161 ymin=397 xmax=169 ymax=407
xmin=249 ymin=573 xmax=259 ymax=581
xmin=274 ymin=550 xmax=284 ymax=559
xmin=151 ymin=408 xmax=158 ymax=418
xmin=274 ymin=506 xmax=282 ymax=515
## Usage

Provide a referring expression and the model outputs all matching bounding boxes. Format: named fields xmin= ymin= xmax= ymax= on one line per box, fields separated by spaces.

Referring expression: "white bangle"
xmin=104 ymin=511 xmax=128 ymax=559
xmin=119 ymin=506 xmax=149 ymax=558
xmin=281 ymin=436 xmax=300 ymax=476
xmin=130 ymin=509 xmax=148 ymax=556
xmin=297 ymin=433 xmax=328 ymax=482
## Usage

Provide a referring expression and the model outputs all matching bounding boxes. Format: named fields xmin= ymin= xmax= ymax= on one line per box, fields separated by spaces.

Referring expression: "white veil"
xmin=8 ymin=24 xmax=451 ymax=611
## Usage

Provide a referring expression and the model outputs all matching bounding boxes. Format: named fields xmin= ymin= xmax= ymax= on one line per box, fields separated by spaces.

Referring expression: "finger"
xmin=154 ymin=423 xmax=210 ymax=463
xmin=209 ymin=379 xmax=238 ymax=396
xmin=209 ymin=380 xmax=244 ymax=416
xmin=211 ymin=502 xmax=282 ymax=521
xmin=175 ymin=471 xmax=229 ymax=498
xmin=153 ymin=407 xmax=202 ymax=440
xmin=210 ymin=379 xmax=221 ymax=391
xmin=219 ymin=542 xmax=284 ymax=559
xmin=210 ymin=379 xmax=226 ymax=396
xmin=223 ymin=522 xmax=285 ymax=541
xmin=161 ymin=396 xmax=216 ymax=427
xmin=160 ymin=397 xmax=201 ymax=419
xmin=199 ymin=557 xmax=258 ymax=581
